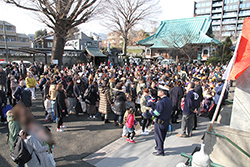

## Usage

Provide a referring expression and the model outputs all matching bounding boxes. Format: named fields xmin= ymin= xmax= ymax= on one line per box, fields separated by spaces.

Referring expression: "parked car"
xmin=161 ymin=59 xmax=176 ymax=66
xmin=11 ymin=61 xmax=32 ymax=68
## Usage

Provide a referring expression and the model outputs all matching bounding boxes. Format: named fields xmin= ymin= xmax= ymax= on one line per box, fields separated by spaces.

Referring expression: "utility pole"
xmin=3 ymin=21 xmax=9 ymax=62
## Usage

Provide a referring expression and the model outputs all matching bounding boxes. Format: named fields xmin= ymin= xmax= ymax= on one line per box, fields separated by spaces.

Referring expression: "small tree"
xmin=207 ymin=36 xmax=233 ymax=64
xmin=101 ymin=0 xmax=160 ymax=56
xmin=163 ymin=29 xmax=199 ymax=62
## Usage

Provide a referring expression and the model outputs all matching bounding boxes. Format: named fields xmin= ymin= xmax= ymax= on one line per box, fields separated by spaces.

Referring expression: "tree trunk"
xmin=51 ymin=31 xmax=66 ymax=68
xmin=122 ymin=36 xmax=128 ymax=56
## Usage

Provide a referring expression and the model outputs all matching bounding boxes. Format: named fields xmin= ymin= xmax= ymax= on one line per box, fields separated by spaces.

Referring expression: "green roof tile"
xmin=137 ymin=16 xmax=221 ymax=48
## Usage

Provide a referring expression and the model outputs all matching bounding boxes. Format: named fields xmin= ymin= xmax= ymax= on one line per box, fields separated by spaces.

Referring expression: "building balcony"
xmin=212 ymin=21 xmax=221 ymax=25
xmin=237 ymin=27 xmax=243 ymax=30
xmin=222 ymin=21 xmax=237 ymax=24
xmin=223 ymin=14 xmax=237 ymax=18
xmin=212 ymin=9 xmax=222 ymax=13
xmin=212 ymin=15 xmax=222 ymax=19
xmin=238 ymin=20 xmax=244 ymax=23
xmin=213 ymin=2 xmax=223 ymax=7
xmin=239 ymin=13 xmax=250 ymax=17
xmin=222 ymin=27 xmax=236 ymax=31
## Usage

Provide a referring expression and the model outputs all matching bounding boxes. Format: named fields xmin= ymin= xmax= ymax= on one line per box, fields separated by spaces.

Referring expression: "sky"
xmin=0 ymin=0 xmax=195 ymax=35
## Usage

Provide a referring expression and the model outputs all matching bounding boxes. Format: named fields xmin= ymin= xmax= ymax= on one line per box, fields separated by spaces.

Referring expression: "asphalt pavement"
xmin=0 ymin=92 xmax=122 ymax=167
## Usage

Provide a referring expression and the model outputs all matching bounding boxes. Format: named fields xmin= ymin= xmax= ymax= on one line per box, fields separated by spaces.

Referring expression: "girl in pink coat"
xmin=125 ymin=108 xmax=136 ymax=143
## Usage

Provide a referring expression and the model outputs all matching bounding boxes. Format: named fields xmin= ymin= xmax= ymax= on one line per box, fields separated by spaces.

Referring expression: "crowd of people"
xmin=0 ymin=59 xmax=230 ymax=165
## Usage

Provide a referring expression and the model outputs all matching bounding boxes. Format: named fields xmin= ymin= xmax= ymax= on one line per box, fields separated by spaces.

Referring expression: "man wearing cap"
xmin=150 ymin=85 xmax=172 ymax=156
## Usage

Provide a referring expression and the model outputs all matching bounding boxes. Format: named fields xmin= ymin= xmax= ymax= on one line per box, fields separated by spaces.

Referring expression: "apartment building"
xmin=194 ymin=0 xmax=250 ymax=40
xmin=0 ymin=21 xmax=30 ymax=55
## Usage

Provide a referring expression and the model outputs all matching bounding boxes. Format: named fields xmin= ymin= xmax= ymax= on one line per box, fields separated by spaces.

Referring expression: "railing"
xmin=206 ymin=131 xmax=250 ymax=158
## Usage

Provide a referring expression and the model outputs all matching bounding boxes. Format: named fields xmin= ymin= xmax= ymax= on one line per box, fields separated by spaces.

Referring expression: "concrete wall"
xmin=0 ymin=55 xmax=80 ymax=66
xmin=230 ymin=66 xmax=250 ymax=132
xmin=204 ymin=124 xmax=250 ymax=167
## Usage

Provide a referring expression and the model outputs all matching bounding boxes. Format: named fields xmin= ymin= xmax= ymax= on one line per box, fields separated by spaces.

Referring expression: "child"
xmin=125 ymin=108 xmax=136 ymax=143
xmin=44 ymin=98 xmax=52 ymax=122
xmin=122 ymin=96 xmax=135 ymax=138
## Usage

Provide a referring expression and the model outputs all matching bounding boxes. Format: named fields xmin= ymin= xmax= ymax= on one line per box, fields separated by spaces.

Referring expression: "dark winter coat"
xmin=85 ymin=84 xmax=99 ymax=105
xmin=66 ymin=84 xmax=75 ymax=98
xmin=113 ymin=90 xmax=126 ymax=116
xmin=194 ymin=84 xmax=203 ymax=103
xmin=169 ymin=86 xmax=184 ymax=111
xmin=54 ymin=90 xmax=67 ymax=118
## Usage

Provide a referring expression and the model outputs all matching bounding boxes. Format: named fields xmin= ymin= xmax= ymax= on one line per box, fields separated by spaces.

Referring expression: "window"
xmin=196 ymin=8 xmax=211 ymax=14
xmin=86 ymin=42 xmax=92 ymax=46
xmin=213 ymin=26 xmax=220 ymax=31
xmin=203 ymin=49 xmax=208 ymax=55
xmin=224 ymin=11 xmax=237 ymax=16
xmin=225 ymin=0 xmax=240 ymax=4
xmin=239 ymin=10 xmax=250 ymax=15
xmin=240 ymin=2 xmax=250 ymax=8
xmin=224 ymin=4 xmax=239 ymax=10
xmin=47 ymin=42 xmax=53 ymax=47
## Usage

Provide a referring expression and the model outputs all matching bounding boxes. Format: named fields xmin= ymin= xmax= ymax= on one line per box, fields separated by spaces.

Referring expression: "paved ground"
xmin=84 ymin=117 xmax=210 ymax=167
xmin=0 ymin=92 xmax=122 ymax=167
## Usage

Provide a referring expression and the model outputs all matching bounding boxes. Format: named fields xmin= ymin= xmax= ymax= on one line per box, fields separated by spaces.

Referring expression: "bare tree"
xmin=101 ymin=0 xmax=160 ymax=56
xmin=163 ymin=29 xmax=199 ymax=62
xmin=4 ymin=0 xmax=99 ymax=67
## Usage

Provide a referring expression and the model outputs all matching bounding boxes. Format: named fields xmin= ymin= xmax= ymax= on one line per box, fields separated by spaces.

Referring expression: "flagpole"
xmin=207 ymin=35 xmax=242 ymax=132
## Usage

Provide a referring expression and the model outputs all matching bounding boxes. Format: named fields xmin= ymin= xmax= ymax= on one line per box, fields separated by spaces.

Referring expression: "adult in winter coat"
xmin=98 ymin=79 xmax=112 ymax=123
xmin=6 ymin=110 xmax=21 ymax=152
xmin=169 ymin=80 xmax=184 ymax=124
xmin=0 ymin=66 xmax=6 ymax=91
xmin=73 ymin=79 xmax=83 ymax=115
xmin=113 ymin=82 xmax=126 ymax=127
xmin=49 ymin=78 xmax=57 ymax=122
xmin=54 ymin=83 xmax=67 ymax=132
xmin=140 ymin=88 xmax=151 ymax=135
xmin=66 ymin=79 xmax=75 ymax=114
xmin=85 ymin=80 xmax=99 ymax=119
xmin=25 ymin=72 xmax=37 ymax=100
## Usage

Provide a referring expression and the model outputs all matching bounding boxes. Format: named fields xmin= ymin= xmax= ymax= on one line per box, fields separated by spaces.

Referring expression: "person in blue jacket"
xmin=177 ymin=82 xmax=200 ymax=138
xmin=208 ymin=78 xmax=228 ymax=120
xmin=150 ymin=85 xmax=173 ymax=156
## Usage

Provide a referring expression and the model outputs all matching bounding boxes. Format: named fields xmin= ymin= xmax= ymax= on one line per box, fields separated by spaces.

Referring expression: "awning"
xmin=85 ymin=46 xmax=107 ymax=57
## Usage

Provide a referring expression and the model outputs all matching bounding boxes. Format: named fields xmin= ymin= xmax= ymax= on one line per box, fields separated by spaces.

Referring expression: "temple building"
xmin=137 ymin=16 xmax=221 ymax=62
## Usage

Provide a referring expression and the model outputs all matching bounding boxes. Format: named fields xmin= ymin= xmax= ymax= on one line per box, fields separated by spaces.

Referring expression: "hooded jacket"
xmin=113 ymin=89 xmax=126 ymax=115
xmin=98 ymin=86 xmax=112 ymax=115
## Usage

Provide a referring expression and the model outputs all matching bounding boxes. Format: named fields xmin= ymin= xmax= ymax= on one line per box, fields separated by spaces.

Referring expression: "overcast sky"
xmin=0 ymin=0 xmax=195 ymax=35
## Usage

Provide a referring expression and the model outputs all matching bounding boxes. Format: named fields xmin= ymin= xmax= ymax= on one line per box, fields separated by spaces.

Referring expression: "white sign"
xmin=52 ymin=59 xmax=58 ymax=64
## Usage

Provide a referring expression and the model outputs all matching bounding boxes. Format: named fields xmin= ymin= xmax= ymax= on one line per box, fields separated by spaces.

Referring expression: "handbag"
xmin=65 ymin=98 xmax=69 ymax=108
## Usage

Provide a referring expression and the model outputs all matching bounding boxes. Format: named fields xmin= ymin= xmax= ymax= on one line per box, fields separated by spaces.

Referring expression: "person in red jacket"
xmin=125 ymin=108 xmax=136 ymax=143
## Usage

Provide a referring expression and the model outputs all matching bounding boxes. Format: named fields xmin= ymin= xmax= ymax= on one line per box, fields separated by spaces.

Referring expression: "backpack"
xmin=10 ymin=135 xmax=32 ymax=165
xmin=21 ymin=88 xmax=32 ymax=107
